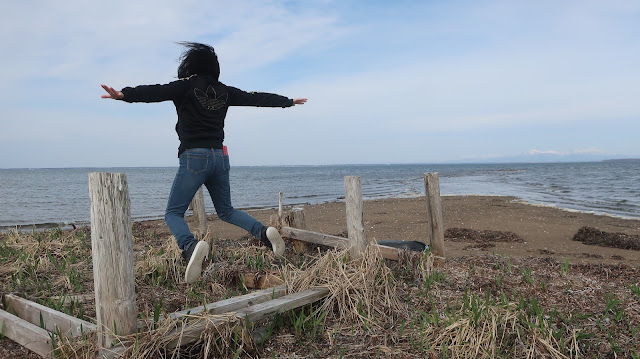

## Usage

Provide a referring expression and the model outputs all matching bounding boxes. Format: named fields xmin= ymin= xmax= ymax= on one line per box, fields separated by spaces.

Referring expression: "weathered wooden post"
xmin=190 ymin=186 xmax=207 ymax=236
xmin=344 ymin=176 xmax=367 ymax=258
xmin=289 ymin=208 xmax=307 ymax=253
xmin=88 ymin=172 xmax=137 ymax=353
xmin=424 ymin=172 xmax=445 ymax=259
xmin=278 ymin=191 xmax=284 ymax=226
xmin=269 ymin=192 xmax=285 ymax=231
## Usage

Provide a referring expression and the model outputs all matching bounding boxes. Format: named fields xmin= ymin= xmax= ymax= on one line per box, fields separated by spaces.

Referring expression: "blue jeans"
xmin=165 ymin=148 xmax=264 ymax=250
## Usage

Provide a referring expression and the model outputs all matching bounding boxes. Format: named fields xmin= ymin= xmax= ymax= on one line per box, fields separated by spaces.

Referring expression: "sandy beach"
xmin=140 ymin=195 xmax=640 ymax=267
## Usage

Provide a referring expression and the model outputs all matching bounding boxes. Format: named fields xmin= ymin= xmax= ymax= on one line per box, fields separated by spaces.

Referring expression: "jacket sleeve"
xmin=120 ymin=79 xmax=189 ymax=103
xmin=226 ymin=86 xmax=294 ymax=108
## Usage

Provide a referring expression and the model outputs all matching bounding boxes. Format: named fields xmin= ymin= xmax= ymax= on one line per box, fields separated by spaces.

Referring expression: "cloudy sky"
xmin=1 ymin=0 xmax=639 ymax=168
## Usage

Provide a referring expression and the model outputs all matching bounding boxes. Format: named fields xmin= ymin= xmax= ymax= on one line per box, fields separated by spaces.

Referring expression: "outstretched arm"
xmin=226 ymin=86 xmax=307 ymax=107
xmin=100 ymin=84 xmax=124 ymax=100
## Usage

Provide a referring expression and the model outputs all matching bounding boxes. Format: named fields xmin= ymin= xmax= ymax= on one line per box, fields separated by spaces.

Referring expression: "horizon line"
xmin=2 ymin=158 xmax=639 ymax=170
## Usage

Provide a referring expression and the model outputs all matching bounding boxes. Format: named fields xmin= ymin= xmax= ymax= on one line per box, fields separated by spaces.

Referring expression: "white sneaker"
xmin=266 ymin=227 xmax=285 ymax=257
xmin=184 ymin=241 xmax=209 ymax=284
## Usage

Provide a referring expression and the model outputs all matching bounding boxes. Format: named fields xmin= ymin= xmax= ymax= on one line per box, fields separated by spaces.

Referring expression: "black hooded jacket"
xmin=120 ymin=74 xmax=294 ymax=156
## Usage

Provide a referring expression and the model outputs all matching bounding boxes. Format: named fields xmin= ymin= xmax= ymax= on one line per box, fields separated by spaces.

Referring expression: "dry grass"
xmin=202 ymin=242 xmax=281 ymax=287
xmin=55 ymin=312 xmax=249 ymax=359
xmin=283 ymin=246 xmax=415 ymax=331
xmin=401 ymin=300 xmax=571 ymax=358
xmin=2 ymin=227 xmax=640 ymax=358
xmin=1 ymin=228 xmax=89 ymax=282
xmin=135 ymin=237 xmax=183 ymax=286
xmin=114 ymin=313 xmax=249 ymax=359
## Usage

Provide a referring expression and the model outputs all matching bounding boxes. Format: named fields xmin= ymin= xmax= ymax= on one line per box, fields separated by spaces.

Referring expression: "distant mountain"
xmin=494 ymin=153 xmax=612 ymax=163
xmin=453 ymin=152 xmax=634 ymax=164
xmin=602 ymin=158 xmax=640 ymax=163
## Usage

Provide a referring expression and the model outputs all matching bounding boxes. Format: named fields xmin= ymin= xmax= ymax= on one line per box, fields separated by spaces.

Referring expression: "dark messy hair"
xmin=177 ymin=42 xmax=220 ymax=80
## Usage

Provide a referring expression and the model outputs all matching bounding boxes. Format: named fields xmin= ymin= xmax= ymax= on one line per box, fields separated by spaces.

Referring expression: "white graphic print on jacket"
xmin=194 ymin=85 xmax=228 ymax=110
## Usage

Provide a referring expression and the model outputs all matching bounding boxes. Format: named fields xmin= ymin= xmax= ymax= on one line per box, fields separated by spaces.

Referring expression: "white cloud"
xmin=1 ymin=1 xmax=640 ymax=167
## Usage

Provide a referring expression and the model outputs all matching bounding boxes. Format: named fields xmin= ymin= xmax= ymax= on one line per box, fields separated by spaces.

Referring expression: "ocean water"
xmin=0 ymin=161 xmax=639 ymax=230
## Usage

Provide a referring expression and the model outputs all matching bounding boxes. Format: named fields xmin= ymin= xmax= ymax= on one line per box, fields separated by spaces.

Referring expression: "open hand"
xmin=292 ymin=98 xmax=307 ymax=105
xmin=101 ymin=84 xmax=124 ymax=100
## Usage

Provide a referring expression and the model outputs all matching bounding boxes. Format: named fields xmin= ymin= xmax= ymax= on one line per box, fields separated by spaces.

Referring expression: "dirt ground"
xmin=163 ymin=195 xmax=640 ymax=268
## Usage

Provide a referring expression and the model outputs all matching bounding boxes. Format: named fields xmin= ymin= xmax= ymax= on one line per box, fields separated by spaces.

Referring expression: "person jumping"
xmin=101 ymin=42 xmax=307 ymax=283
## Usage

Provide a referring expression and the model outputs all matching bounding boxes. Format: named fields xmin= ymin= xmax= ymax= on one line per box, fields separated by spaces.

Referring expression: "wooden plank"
xmin=106 ymin=286 xmax=289 ymax=358
xmin=4 ymin=294 xmax=96 ymax=337
xmin=373 ymin=244 xmax=400 ymax=261
xmin=165 ymin=287 xmax=330 ymax=349
xmin=239 ymin=287 xmax=330 ymax=322
xmin=88 ymin=172 xmax=137 ymax=349
xmin=281 ymin=227 xmax=348 ymax=249
xmin=134 ymin=285 xmax=287 ymax=328
xmin=167 ymin=285 xmax=287 ymax=320
xmin=424 ymin=173 xmax=446 ymax=258
xmin=0 ymin=308 xmax=53 ymax=358
xmin=344 ymin=176 xmax=367 ymax=258
xmin=282 ymin=227 xmax=410 ymax=261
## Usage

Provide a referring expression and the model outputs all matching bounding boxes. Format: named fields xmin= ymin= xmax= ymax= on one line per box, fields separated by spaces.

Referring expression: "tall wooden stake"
xmin=88 ymin=172 xmax=137 ymax=351
xmin=191 ymin=186 xmax=206 ymax=237
xmin=278 ymin=191 xmax=284 ymax=226
xmin=424 ymin=172 xmax=445 ymax=258
xmin=289 ymin=207 xmax=307 ymax=253
xmin=344 ymin=176 xmax=367 ymax=258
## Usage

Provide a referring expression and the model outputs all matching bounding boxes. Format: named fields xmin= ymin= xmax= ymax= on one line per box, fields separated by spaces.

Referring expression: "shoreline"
xmin=123 ymin=195 xmax=640 ymax=268
xmin=3 ymin=193 xmax=640 ymax=233
xmin=507 ymin=197 xmax=640 ymax=221
xmin=4 ymin=195 xmax=640 ymax=268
